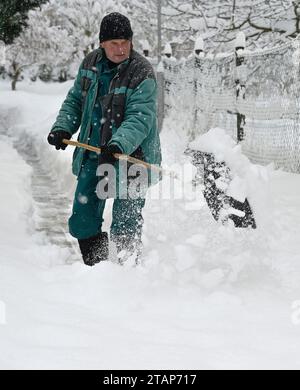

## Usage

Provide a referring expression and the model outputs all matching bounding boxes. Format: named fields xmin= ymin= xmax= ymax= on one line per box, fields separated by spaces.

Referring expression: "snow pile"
xmin=0 ymin=79 xmax=76 ymax=198
xmin=1 ymin=80 xmax=300 ymax=369
xmin=0 ymin=136 xmax=33 ymax=252
xmin=190 ymin=127 xmax=273 ymax=228
xmin=145 ymin=124 xmax=300 ymax=293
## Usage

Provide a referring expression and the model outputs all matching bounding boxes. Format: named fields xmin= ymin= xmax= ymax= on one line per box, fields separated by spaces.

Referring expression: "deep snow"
xmin=1 ymin=79 xmax=300 ymax=370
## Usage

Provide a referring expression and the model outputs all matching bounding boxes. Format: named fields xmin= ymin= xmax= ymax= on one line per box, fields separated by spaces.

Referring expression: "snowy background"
xmin=1 ymin=78 xmax=300 ymax=370
xmin=1 ymin=0 xmax=300 ymax=371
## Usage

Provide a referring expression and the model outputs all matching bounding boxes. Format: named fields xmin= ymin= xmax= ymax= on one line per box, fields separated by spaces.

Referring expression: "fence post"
xmin=235 ymin=32 xmax=246 ymax=142
xmin=157 ymin=61 xmax=165 ymax=133
xmin=192 ymin=37 xmax=205 ymax=140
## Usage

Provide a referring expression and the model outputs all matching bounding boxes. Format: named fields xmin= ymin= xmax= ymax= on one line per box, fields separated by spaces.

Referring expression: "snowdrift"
xmin=1 ymin=80 xmax=300 ymax=369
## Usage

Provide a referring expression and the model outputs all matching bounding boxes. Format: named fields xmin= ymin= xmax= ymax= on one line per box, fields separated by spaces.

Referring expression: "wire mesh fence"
xmin=160 ymin=38 xmax=300 ymax=173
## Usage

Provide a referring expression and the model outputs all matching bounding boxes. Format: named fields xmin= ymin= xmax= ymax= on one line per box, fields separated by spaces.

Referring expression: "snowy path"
xmin=13 ymin=135 xmax=75 ymax=250
xmin=0 ymin=108 xmax=78 ymax=258
xmin=1 ymin=81 xmax=300 ymax=369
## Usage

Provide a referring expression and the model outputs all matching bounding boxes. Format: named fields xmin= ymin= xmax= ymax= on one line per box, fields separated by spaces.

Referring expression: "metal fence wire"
xmin=161 ymin=38 xmax=300 ymax=173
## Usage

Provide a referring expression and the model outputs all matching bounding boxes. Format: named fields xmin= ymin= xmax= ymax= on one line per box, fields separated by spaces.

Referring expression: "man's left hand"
xmin=99 ymin=144 xmax=122 ymax=164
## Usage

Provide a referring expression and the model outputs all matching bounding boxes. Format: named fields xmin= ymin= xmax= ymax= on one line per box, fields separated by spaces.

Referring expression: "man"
xmin=48 ymin=13 xmax=162 ymax=266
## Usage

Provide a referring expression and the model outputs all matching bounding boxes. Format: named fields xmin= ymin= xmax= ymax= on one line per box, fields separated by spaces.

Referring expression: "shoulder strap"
xmin=82 ymin=49 xmax=102 ymax=71
xmin=81 ymin=49 xmax=103 ymax=97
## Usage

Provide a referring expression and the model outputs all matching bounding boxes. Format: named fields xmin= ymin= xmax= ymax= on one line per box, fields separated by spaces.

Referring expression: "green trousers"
xmin=69 ymin=156 xmax=146 ymax=241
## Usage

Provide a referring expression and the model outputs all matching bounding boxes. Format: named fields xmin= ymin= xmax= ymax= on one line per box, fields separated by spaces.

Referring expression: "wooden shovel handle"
xmin=62 ymin=139 xmax=171 ymax=177
xmin=63 ymin=139 xmax=103 ymax=155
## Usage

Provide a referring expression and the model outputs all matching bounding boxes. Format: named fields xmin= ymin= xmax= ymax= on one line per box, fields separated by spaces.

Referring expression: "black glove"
xmin=47 ymin=130 xmax=72 ymax=150
xmin=99 ymin=144 xmax=122 ymax=165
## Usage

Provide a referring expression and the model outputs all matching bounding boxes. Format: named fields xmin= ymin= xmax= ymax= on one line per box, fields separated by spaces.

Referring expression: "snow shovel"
xmin=63 ymin=139 xmax=256 ymax=228
xmin=188 ymin=149 xmax=257 ymax=229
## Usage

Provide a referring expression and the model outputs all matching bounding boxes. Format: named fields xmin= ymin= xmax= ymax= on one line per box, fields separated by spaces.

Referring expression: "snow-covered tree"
xmin=0 ymin=0 xmax=48 ymax=44
xmin=164 ymin=0 xmax=300 ymax=53
xmin=6 ymin=0 xmax=298 ymax=86
xmin=45 ymin=0 xmax=130 ymax=58
xmin=5 ymin=6 xmax=71 ymax=90
xmin=127 ymin=0 xmax=188 ymax=58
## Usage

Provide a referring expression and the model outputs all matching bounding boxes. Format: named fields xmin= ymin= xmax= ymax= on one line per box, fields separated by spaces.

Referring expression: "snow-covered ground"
xmin=1 ymin=79 xmax=300 ymax=370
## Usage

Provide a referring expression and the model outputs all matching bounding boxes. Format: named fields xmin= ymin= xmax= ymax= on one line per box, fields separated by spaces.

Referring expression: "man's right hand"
xmin=47 ymin=130 xmax=72 ymax=150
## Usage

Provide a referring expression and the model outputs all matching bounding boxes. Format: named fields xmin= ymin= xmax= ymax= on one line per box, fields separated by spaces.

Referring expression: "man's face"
xmin=101 ymin=39 xmax=131 ymax=64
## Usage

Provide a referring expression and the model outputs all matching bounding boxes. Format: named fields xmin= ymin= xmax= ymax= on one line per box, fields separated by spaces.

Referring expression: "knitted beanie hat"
xmin=100 ymin=13 xmax=133 ymax=42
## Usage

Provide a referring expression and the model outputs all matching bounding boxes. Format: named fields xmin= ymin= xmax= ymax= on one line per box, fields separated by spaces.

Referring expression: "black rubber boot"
xmin=78 ymin=232 xmax=109 ymax=266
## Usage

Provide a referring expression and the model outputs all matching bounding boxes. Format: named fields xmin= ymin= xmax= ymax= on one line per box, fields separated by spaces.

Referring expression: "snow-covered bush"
xmin=5 ymin=7 xmax=72 ymax=89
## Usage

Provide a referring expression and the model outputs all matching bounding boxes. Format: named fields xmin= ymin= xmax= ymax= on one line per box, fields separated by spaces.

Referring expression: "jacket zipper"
xmin=84 ymin=80 xmax=99 ymax=145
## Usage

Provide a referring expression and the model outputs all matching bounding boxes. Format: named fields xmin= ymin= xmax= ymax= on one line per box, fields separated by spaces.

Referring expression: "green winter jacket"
xmin=51 ymin=48 xmax=162 ymax=184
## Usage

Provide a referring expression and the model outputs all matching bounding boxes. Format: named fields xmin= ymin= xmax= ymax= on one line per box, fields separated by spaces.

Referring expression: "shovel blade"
xmin=190 ymin=150 xmax=257 ymax=229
